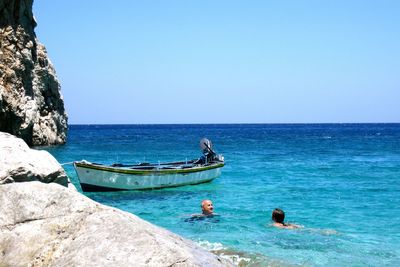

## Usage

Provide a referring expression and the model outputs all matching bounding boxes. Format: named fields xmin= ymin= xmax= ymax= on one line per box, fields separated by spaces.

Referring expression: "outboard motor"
xmin=199 ymin=138 xmax=224 ymax=163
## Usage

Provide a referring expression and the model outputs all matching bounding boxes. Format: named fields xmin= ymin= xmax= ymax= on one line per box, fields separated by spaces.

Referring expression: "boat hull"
xmin=74 ymin=162 xmax=224 ymax=191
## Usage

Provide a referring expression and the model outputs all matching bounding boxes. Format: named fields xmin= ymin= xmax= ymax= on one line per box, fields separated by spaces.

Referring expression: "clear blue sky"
xmin=33 ymin=1 xmax=399 ymax=124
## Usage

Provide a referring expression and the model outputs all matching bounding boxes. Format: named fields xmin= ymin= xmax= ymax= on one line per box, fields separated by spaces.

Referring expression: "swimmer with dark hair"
xmin=272 ymin=208 xmax=301 ymax=229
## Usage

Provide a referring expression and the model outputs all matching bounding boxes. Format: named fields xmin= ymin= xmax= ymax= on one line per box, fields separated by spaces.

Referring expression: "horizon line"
xmin=67 ymin=122 xmax=400 ymax=126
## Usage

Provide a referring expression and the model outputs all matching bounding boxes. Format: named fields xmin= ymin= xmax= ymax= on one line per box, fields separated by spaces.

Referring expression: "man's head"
xmin=201 ymin=199 xmax=214 ymax=215
xmin=272 ymin=208 xmax=285 ymax=223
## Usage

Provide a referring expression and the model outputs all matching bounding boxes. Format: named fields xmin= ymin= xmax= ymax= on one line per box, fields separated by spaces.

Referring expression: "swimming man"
xmin=188 ymin=199 xmax=218 ymax=219
xmin=201 ymin=199 xmax=214 ymax=215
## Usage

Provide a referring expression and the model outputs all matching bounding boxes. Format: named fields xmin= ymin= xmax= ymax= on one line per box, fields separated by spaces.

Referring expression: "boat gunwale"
xmin=74 ymin=161 xmax=224 ymax=175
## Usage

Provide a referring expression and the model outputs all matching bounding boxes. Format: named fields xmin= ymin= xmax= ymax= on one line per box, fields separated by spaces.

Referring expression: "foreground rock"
xmin=0 ymin=0 xmax=67 ymax=146
xmin=0 ymin=132 xmax=69 ymax=187
xmin=0 ymin=182 xmax=232 ymax=267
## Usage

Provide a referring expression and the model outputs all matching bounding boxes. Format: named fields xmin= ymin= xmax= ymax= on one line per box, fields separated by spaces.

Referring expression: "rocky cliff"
xmin=0 ymin=0 xmax=67 ymax=146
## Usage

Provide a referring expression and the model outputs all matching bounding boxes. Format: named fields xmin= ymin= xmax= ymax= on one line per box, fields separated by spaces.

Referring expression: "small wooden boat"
xmin=74 ymin=138 xmax=224 ymax=191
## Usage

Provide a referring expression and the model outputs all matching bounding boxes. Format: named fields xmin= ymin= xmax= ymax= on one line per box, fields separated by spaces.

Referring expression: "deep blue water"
xmin=45 ymin=124 xmax=400 ymax=266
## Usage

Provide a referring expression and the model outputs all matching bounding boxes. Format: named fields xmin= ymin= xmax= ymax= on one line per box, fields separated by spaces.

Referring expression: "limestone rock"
xmin=0 ymin=182 xmax=233 ymax=267
xmin=0 ymin=0 xmax=67 ymax=146
xmin=0 ymin=131 xmax=70 ymax=187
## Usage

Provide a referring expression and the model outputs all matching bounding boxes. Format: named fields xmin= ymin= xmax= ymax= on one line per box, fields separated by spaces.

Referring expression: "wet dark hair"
xmin=272 ymin=208 xmax=285 ymax=223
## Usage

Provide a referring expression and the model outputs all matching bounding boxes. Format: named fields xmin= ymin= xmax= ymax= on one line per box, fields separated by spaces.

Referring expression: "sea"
xmin=44 ymin=123 xmax=400 ymax=266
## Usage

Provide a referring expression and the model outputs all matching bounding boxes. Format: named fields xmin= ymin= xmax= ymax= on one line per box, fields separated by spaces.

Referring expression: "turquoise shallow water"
xmin=46 ymin=124 xmax=400 ymax=266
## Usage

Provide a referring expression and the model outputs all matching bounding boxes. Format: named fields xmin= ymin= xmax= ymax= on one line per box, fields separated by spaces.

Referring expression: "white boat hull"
xmin=74 ymin=162 xmax=223 ymax=191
